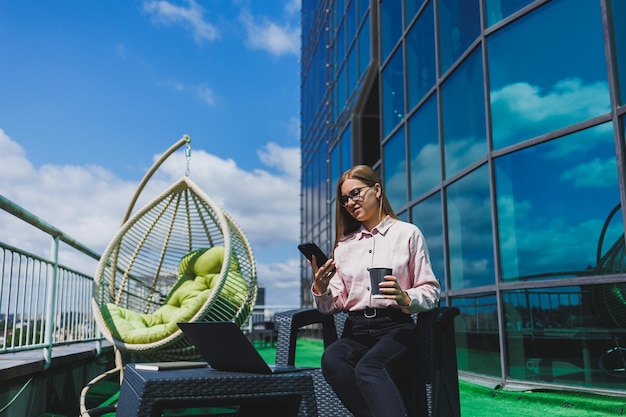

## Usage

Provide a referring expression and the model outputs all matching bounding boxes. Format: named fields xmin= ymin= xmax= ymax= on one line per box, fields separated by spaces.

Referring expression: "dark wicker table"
xmin=117 ymin=364 xmax=318 ymax=417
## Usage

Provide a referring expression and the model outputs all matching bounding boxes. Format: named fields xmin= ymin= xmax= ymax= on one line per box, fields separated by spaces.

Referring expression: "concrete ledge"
xmin=0 ymin=341 xmax=113 ymax=382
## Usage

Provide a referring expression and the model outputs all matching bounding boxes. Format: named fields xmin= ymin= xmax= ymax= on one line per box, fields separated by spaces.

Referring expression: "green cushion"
xmin=101 ymin=246 xmax=242 ymax=344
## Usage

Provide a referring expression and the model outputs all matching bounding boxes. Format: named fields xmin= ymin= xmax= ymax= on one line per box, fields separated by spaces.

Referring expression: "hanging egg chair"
xmin=81 ymin=136 xmax=257 ymax=415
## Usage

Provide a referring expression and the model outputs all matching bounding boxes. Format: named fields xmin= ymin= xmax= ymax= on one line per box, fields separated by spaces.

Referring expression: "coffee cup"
xmin=368 ymin=267 xmax=392 ymax=299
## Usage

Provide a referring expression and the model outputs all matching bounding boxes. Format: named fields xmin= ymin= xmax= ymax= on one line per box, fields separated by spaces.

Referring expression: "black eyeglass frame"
xmin=340 ymin=185 xmax=373 ymax=207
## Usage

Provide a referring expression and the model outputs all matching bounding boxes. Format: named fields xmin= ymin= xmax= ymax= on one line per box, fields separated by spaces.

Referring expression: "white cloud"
xmin=285 ymin=0 xmax=301 ymax=16
xmin=257 ymin=142 xmax=300 ymax=178
xmin=239 ymin=9 xmax=301 ymax=56
xmin=256 ymin=257 xmax=301 ymax=306
xmin=194 ymin=85 xmax=216 ymax=106
xmin=143 ymin=0 xmax=220 ymax=44
xmin=0 ymin=130 xmax=302 ymax=305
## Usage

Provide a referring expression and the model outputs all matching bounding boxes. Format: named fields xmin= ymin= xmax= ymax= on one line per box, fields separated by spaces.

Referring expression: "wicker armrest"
xmin=274 ymin=308 xmax=338 ymax=366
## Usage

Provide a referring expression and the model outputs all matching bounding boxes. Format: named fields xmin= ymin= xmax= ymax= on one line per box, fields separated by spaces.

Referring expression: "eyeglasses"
xmin=340 ymin=186 xmax=372 ymax=207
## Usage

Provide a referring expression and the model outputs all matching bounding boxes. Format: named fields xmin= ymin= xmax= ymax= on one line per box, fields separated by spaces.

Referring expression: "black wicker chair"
xmin=274 ymin=306 xmax=461 ymax=417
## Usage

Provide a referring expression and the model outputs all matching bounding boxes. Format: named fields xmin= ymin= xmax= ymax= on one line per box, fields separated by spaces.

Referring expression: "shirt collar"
xmin=356 ymin=215 xmax=395 ymax=239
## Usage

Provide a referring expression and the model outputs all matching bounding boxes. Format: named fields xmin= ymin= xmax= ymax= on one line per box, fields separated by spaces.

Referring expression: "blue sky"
xmin=0 ymin=0 xmax=303 ymax=305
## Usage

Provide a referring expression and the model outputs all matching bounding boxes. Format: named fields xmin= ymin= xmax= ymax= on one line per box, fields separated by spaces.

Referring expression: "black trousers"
xmin=321 ymin=310 xmax=416 ymax=417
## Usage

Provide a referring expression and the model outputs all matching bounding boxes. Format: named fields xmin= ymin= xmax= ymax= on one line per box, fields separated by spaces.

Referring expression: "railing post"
xmin=42 ymin=235 xmax=60 ymax=368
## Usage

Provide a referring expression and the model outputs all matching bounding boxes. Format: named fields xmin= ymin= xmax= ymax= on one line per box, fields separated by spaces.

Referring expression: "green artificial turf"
xmin=459 ymin=381 xmax=626 ymax=416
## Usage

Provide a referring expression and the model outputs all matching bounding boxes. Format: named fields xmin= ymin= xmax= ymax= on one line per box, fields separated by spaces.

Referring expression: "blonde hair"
xmin=334 ymin=165 xmax=397 ymax=248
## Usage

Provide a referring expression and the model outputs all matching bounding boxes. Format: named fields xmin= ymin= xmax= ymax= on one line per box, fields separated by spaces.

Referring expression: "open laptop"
xmin=178 ymin=321 xmax=315 ymax=374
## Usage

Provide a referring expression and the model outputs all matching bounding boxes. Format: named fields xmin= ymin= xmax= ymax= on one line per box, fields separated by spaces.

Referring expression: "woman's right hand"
xmin=312 ymin=256 xmax=335 ymax=295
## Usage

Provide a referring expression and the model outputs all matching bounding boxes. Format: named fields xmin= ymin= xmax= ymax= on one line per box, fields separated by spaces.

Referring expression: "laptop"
xmin=178 ymin=321 xmax=315 ymax=374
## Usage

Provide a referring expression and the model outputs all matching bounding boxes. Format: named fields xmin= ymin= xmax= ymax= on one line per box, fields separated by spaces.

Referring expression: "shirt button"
xmin=369 ymin=249 xmax=372 ymax=253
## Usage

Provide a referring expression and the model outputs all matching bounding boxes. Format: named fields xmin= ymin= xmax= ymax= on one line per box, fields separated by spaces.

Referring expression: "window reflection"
xmin=341 ymin=126 xmax=352 ymax=175
xmin=380 ymin=0 xmax=402 ymax=62
xmin=411 ymin=193 xmax=445 ymax=291
xmin=381 ymin=49 xmax=405 ymax=138
xmin=383 ymin=126 xmax=407 ymax=211
xmin=331 ymin=143 xmax=340 ymax=199
xmin=453 ymin=294 xmax=501 ymax=377
xmin=610 ymin=0 xmax=626 ymax=105
xmin=438 ymin=0 xmax=481 ymax=75
xmin=504 ymin=285 xmax=626 ymax=389
xmin=409 ymin=94 xmax=440 ymax=198
xmin=404 ymin=0 xmax=427 ymax=28
xmin=446 ymin=165 xmax=495 ymax=289
xmin=495 ymin=123 xmax=621 ymax=282
xmin=358 ymin=15 xmax=370 ymax=78
xmin=484 ymin=0 xmax=534 ymax=27
xmin=441 ymin=47 xmax=486 ymax=178
xmin=488 ymin=0 xmax=609 ymax=149
xmin=336 ymin=64 xmax=346 ymax=118
xmin=406 ymin=2 xmax=436 ymax=110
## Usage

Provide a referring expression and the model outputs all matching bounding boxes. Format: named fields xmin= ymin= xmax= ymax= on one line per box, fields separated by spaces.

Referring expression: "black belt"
xmin=348 ymin=307 xmax=407 ymax=319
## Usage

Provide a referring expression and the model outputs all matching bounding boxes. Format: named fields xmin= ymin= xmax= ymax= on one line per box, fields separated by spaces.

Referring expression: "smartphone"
xmin=298 ymin=242 xmax=329 ymax=265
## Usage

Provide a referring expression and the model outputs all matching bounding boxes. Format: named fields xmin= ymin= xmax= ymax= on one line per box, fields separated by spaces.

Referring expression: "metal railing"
xmin=0 ymin=194 xmax=105 ymax=367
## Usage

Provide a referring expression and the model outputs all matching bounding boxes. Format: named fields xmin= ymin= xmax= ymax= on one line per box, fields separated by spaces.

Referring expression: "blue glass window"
xmin=406 ymin=1 xmax=436 ymax=110
xmin=495 ymin=123 xmax=621 ymax=282
xmin=335 ymin=20 xmax=346 ymax=70
xmin=341 ymin=125 xmax=352 ymax=175
xmin=488 ymin=0 xmax=609 ymax=150
xmin=441 ymin=47 xmax=486 ymax=178
xmin=503 ymin=285 xmax=626 ymax=390
xmin=409 ymin=94 xmax=440 ymax=199
xmin=346 ymin=0 xmax=356 ymax=42
xmin=347 ymin=44 xmax=357 ymax=95
xmin=358 ymin=0 xmax=369 ymax=24
xmin=453 ymin=294 xmax=501 ymax=377
xmin=411 ymin=193 xmax=445 ymax=291
xmin=380 ymin=0 xmax=402 ymax=62
xmin=330 ymin=142 xmax=340 ymax=198
xmin=381 ymin=49 xmax=405 ymax=138
xmin=610 ymin=0 xmax=626 ymax=105
xmin=404 ymin=0 xmax=427 ymax=27
xmin=484 ymin=0 xmax=534 ymax=27
xmin=383 ymin=126 xmax=407 ymax=212
xmin=358 ymin=14 xmax=370 ymax=78
xmin=446 ymin=165 xmax=495 ymax=289
xmin=437 ymin=0 xmax=481 ymax=75
xmin=336 ymin=64 xmax=346 ymax=118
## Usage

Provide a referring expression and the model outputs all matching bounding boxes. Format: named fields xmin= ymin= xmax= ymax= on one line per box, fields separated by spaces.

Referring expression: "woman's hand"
xmin=311 ymin=256 xmax=336 ymax=295
xmin=379 ymin=275 xmax=411 ymax=307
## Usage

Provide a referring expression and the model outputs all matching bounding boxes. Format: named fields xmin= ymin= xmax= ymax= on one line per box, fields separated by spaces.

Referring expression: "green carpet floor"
xmin=72 ymin=338 xmax=626 ymax=416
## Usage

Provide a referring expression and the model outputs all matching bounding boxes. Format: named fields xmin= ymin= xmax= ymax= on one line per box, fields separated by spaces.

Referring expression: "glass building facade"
xmin=300 ymin=0 xmax=626 ymax=394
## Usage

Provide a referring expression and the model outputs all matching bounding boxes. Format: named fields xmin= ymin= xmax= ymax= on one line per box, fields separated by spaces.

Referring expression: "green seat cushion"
xmin=101 ymin=246 xmax=243 ymax=344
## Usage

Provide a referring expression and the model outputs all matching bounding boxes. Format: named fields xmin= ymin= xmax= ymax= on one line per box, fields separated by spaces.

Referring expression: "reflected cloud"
xmin=491 ymin=77 xmax=610 ymax=148
xmin=561 ymin=157 xmax=617 ymax=188
xmin=444 ymin=137 xmax=487 ymax=176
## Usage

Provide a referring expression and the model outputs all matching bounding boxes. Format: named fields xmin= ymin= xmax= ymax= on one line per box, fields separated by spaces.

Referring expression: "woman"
xmin=311 ymin=165 xmax=440 ymax=417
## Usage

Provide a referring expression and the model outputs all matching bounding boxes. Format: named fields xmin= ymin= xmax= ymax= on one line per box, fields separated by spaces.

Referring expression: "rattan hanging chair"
xmin=81 ymin=136 xmax=257 ymax=416
xmin=92 ymin=175 xmax=257 ymax=360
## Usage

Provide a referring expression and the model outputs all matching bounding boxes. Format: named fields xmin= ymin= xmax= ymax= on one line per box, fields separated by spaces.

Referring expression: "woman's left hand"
xmin=379 ymin=275 xmax=411 ymax=307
